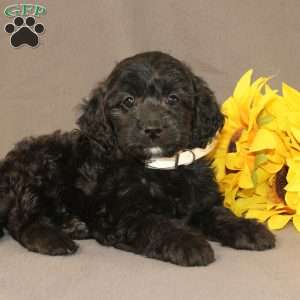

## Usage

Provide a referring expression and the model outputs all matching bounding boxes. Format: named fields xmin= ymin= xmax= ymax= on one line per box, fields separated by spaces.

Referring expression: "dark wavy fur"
xmin=0 ymin=52 xmax=275 ymax=266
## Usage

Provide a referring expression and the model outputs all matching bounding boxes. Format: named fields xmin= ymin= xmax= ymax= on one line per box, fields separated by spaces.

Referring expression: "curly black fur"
xmin=0 ymin=52 xmax=275 ymax=266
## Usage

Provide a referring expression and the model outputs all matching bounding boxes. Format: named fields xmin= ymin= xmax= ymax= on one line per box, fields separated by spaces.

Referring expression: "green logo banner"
xmin=4 ymin=4 xmax=46 ymax=17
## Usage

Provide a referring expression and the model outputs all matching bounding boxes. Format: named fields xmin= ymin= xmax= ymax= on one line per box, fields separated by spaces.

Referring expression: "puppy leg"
xmin=190 ymin=206 xmax=275 ymax=250
xmin=6 ymin=190 xmax=78 ymax=255
xmin=94 ymin=214 xmax=215 ymax=267
xmin=19 ymin=222 xmax=78 ymax=255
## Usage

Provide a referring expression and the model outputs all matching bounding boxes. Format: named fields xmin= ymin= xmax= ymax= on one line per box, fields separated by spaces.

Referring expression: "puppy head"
xmin=77 ymin=51 xmax=224 ymax=160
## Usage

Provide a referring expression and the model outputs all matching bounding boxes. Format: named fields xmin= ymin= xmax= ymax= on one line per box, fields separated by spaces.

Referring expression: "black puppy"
xmin=0 ymin=52 xmax=275 ymax=266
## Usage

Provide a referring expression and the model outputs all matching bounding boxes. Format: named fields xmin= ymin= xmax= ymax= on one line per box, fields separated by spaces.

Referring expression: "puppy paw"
xmin=61 ymin=217 xmax=91 ymax=240
xmin=223 ymin=219 xmax=276 ymax=251
xmin=157 ymin=231 xmax=215 ymax=266
xmin=21 ymin=223 xmax=78 ymax=255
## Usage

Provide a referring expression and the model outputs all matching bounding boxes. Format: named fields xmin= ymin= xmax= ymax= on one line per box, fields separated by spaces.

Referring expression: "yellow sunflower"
xmin=245 ymin=155 xmax=300 ymax=231
xmin=212 ymin=70 xmax=277 ymax=210
xmin=213 ymin=71 xmax=300 ymax=232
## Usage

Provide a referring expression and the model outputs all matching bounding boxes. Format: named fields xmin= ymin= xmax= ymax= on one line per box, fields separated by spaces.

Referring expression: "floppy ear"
xmin=191 ymin=75 xmax=224 ymax=148
xmin=76 ymin=83 xmax=115 ymax=152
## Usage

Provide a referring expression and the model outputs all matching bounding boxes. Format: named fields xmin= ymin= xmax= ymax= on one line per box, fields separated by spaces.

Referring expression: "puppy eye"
xmin=123 ymin=96 xmax=135 ymax=108
xmin=166 ymin=94 xmax=179 ymax=105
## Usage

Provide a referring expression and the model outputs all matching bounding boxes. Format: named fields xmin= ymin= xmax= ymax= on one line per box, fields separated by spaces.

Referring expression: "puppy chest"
xmin=111 ymin=168 xmax=195 ymax=217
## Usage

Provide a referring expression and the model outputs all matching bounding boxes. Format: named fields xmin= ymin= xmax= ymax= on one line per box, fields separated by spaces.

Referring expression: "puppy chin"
xmin=130 ymin=147 xmax=164 ymax=160
xmin=123 ymin=145 xmax=181 ymax=161
xmin=147 ymin=147 xmax=163 ymax=158
xmin=146 ymin=145 xmax=180 ymax=158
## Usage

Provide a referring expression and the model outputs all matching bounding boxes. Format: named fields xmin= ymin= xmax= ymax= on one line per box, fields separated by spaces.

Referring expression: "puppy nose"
xmin=144 ymin=127 xmax=162 ymax=138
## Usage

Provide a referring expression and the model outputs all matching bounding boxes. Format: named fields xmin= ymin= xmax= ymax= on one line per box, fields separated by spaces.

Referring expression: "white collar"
xmin=145 ymin=138 xmax=217 ymax=170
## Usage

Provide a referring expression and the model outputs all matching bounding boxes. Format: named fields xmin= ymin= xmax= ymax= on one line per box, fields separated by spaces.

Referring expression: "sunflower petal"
xmin=239 ymin=163 xmax=254 ymax=188
xmin=250 ymin=129 xmax=278 ymax=152
xmin=285 ymin=192 xmax=299 ymax=210
xmin=290 ymin=127 xmax=300 ymax=144
xmin=233 ymin=69 xmax=253 ymax=100
xmin=292 ymin=215 xmax=300 ymax=232
xmin=282 ymin=83 xmax=300 ymax=111
xmin=268 ymin=215 xmax=292 ymax=230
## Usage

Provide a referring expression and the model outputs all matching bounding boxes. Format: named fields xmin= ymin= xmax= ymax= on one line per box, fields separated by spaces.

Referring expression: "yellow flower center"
xmin=274 ymin=165 xmax=288 ymax=203
xmin=227 ymin=128 xmax=243 ymax=153
xmin=272 ymin=166 xmax=295 ymax=214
